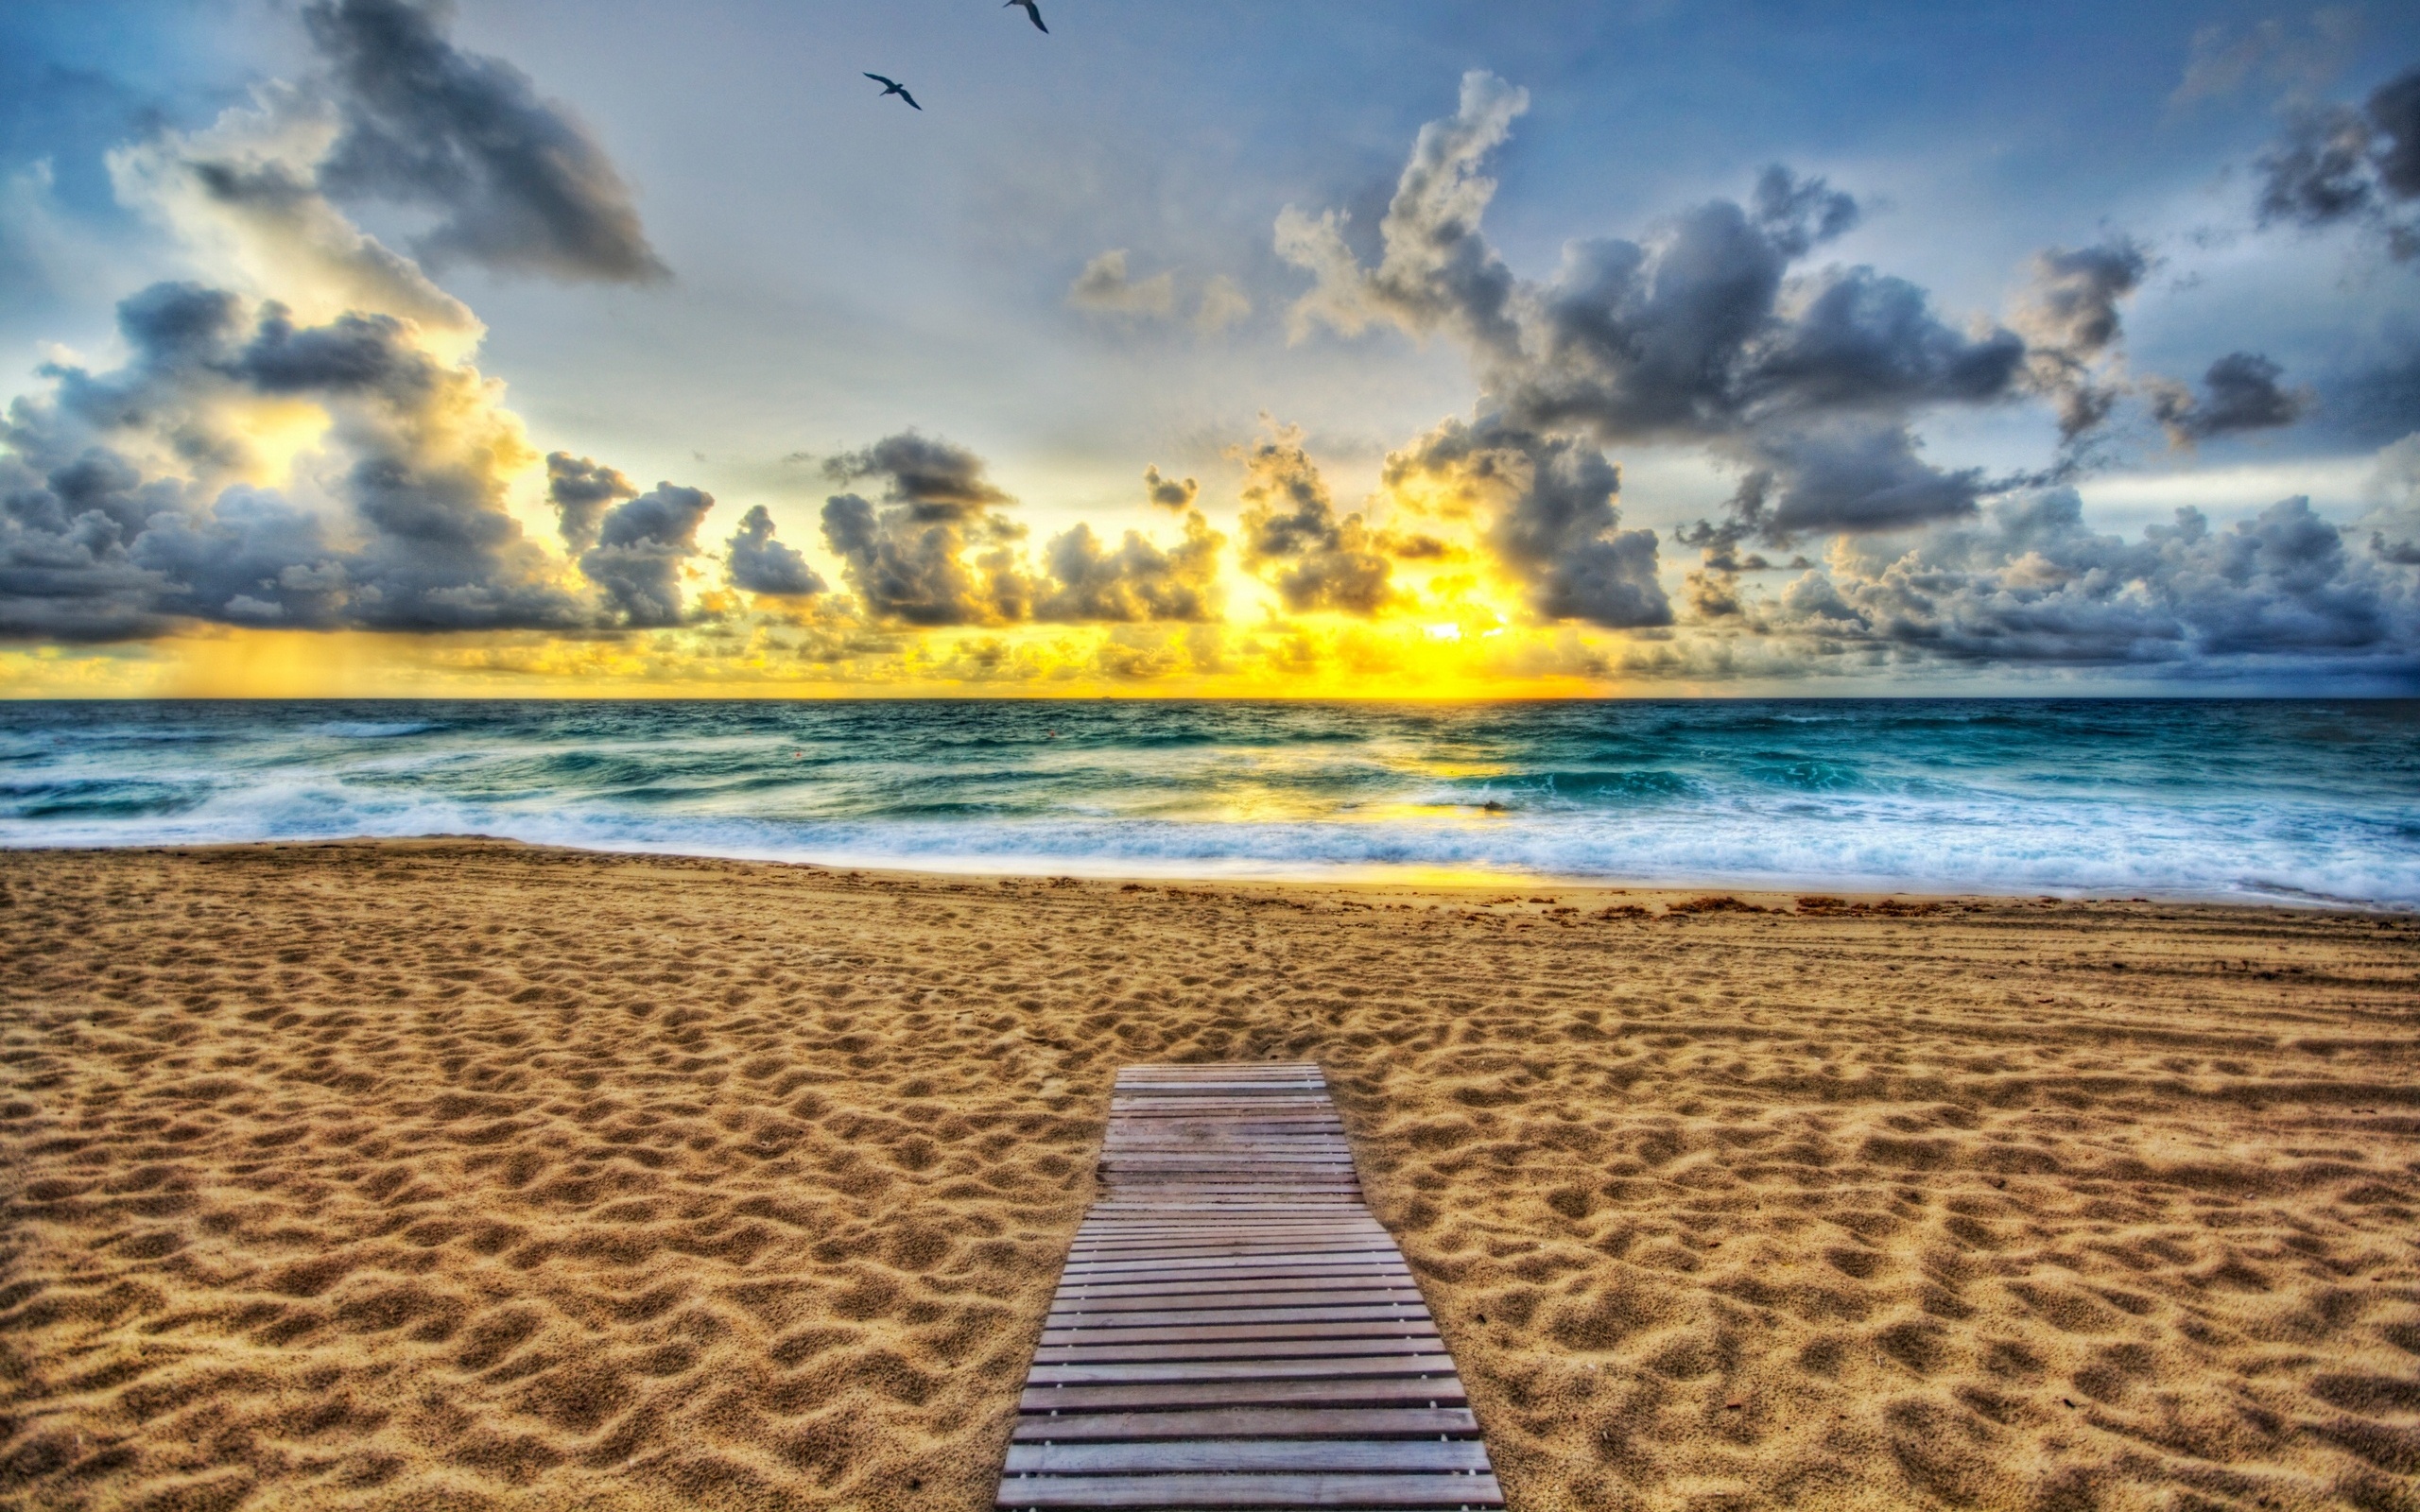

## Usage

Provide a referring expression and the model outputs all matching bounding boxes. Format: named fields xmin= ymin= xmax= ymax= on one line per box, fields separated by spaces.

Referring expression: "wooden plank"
xmin=1078 ymin=1214 xmax=1382 ymax=1228
xmin=1063 ymin=1259 xmax=1409 ymax=1283
xmin=1065 ymin=1246 xmax=1392 ymax=1264
xmin=1035 ymin=1297 xmax=1413 ymax=1315
xmin=1081 ymin=1211 xmax=1374 ymax=1222
xmin=1046 ymin=1287 xmax=1426 ymax=1318
xmin=1038 ymin=1336 xmax=1442 ymax=1365
xmin=1018 ymin=1372 xmax=1467 ymax=1413
xmin=1069 ymin=1242 xmax=1392 ymax=1257
xmin=1076 ymin=1229 xmax=1377 ymax=1240
xmin=1040 ymin=1321 xmax=1441 ymax=1348
xmin=1026 ymin=1353 xmax=1460 ymax=1386
xmin=1073 ymin=1232 xmax=1388 ymax=1246
xmin=991 ymin=1470 xmax=1504 ymax=1508
xmin=1057 ymin=1275 xmax=1416 ymax=1304
xmin=1003 ymin=1439 xmax=1495 ymax=1475
xmin=1011 ymin=1407 xmax=1478 ymax=1442
xmin=1063 ymin=1268 xmax=1413 ymax=1293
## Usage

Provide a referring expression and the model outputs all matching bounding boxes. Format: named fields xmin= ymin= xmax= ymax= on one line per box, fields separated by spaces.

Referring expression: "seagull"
xmin=863 ymin=73 xmax=922 ymax=110
xmin=1005 ymin=0 xmax=1047 ymax=32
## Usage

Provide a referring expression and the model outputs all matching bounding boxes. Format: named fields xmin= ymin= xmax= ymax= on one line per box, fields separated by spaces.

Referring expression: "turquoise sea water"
xmin=2 ymin=700 xmax=2415 ymax=906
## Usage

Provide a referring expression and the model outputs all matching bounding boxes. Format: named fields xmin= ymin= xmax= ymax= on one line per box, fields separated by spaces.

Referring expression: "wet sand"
xmin=2 ymin=841 xmax=2415 ymax=1512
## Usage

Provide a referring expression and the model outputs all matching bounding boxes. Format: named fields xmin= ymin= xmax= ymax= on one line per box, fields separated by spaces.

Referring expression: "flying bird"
xmin=863 ymin=73 xmax=922 ymax=110
xmin=1005 ymin=0 xmax=1047 ymax=32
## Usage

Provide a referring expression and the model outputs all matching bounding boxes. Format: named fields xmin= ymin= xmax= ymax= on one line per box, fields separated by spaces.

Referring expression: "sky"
xmin=2 ymin=0 xmax=2417 ymax=696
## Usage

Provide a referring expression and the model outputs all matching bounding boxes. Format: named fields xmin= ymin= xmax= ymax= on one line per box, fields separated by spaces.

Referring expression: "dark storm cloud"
xmin=2255 ymin=64 xmax=2420 ymax=260
xmin=1234 ymin=426 xmax=1392 ymax=616
xmin=545 ymin=451 xmax=635 ymax=553
xmin=1384 ymin=418 xmax=1668 ymax=627
xmin=724 ymin=504 xmax=825 ymax=597
xmin=302 ymin=0 xmax=666 ymax=282
xmin=0 ymin=281 xmax=592 ymax=641
xmin=2148 ymin=352 xmax=2313 ymax=445
xmin=580 ymin=481 xmax=714 ymax=627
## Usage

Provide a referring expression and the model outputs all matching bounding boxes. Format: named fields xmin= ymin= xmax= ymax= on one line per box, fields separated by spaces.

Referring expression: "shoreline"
xmin=4 ymin=840 xmax=2415 ymax=1511
xmin=8 ymin=833 xmax=2412 ymax=915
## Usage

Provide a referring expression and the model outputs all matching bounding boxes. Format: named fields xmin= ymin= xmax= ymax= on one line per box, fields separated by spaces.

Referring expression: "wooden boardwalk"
xmin=995 ymin=1062 xmax=1503 ymax=1510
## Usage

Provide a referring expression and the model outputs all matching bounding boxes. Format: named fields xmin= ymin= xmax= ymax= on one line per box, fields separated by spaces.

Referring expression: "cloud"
xmin=107 ymin=82 xmax=479 ymax=347
xmin=724 ymin=504 xmax=825 ymax=597
xmin=2255 ymin=63 xmax=2420 ymax=260
xmin=1233 ymin=422 xmax=1393 ymax=615
xmin=1734 ymin=488 xmax=2419 ymax=675
xmin=1193 ymin=275 xmax=1253 ymax=334
xmin=2361 ymin=432 xmax=2420 ymax=564
xmin=1283 ymin=65 xmax=2378 ymax=669
xmin=1383 ymin=418 xmax=1668 ymax=627
xmin=2171 ymin=11 xmax=2364 ymax=108
xmin=0 ymin=281 xmax=589 ymax=641
xmin=1279 ymin=77 xmax=2026 ymax=560
xmin=815 ymin=432 xmax=1227 ymax=627
xmin=1070 ymin=255 xmax=1250 ymax=335
xmin=1068 ymin=249 xmax=1176 ymax=317
xmin=2147 ymin=352 xmax=2314 ymax=445
xmin=302 ymin=0 xmax=666 ymax=282
xmin=1673 ymin=423 xmax=1998 ymax=612
xmin=819 ymin=485 xmax=1029 ymax=628
xmin=1749 ymin=164 xmax=1860 ymax=257
xmin=1277 ymin=82 xmax=2013 ymax=443
xmin=815 ymin=432 xmax=1040 ymax=627
xmin=1035 ymin=510 xmax=1221 ymax=623
xmin=1740 ymin=421 xmax=1986 ymax=538
xmin=544 ymin=451 xmax=634 ymax=552
xmin=0 ymin=7 xmax=697 ymax=649
xmin=1506 ymin=215 xmax=2024 ymax=445
xmin=821 ymin=431 xmax=1014 ymax=519
xmin=2013 ymin=238 xmax=2152 ymax=441
xmin=1274 ymin=70 xmax=1529 ymax=351
xmin=2379 ymin=68 xmax=2420 ymax=200
xmin=1142 ymin=465 xmax=1198 ymax=509
xmin=579 ymin=481 xmax=713 ymax=627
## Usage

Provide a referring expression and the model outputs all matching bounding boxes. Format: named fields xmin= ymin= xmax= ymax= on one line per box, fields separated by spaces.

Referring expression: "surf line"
xmin=995 ymin=1061 xmax=1504 ymax=1509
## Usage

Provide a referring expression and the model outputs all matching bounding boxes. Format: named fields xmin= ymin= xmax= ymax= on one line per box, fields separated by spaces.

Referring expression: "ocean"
xmin=2 ymin=699 xmax=2415 ymax=907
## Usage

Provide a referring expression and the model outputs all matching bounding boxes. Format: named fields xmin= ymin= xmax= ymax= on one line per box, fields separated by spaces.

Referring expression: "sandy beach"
xmin=2 ymin=840 xmax=2415 ymax=1512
